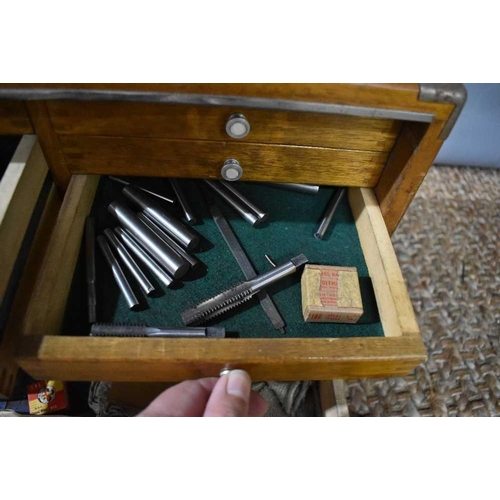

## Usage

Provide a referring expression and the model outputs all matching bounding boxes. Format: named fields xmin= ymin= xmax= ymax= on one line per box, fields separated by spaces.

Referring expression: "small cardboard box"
xmin=301 ymin=264 xmax=363 ymax=323
xmin=27 ymin=380 xmax=68 ymax=415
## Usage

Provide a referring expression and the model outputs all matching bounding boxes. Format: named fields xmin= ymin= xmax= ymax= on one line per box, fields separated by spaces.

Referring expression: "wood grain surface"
xmin=349 ymin=188 xmax=420 ymax=337
xmin=0 ymin=137 xmax=48 ymax=304
xmin=0 ymin=100 xmax=33 ymax=134
xmin=17 ymin=334 xmax=426 ymax=382
xmin=375 ymin=121 xmax=445 ymax=234
xmin=0 ymin=185 xmax=61 ymax=398
xmin=21 ymin=175 xmax=99 ymax=337
xmin=47 ymin=101 xmax=401 ymax=152
xmin=60 ymin=136 xmax=388 ymax=187
xmin=26 ymin=101 xmax=72 ymax=192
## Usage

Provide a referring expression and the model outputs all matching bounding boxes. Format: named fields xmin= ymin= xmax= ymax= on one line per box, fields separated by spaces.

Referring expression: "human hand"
xmin=137 ymin=369 xmax=268 ymax=417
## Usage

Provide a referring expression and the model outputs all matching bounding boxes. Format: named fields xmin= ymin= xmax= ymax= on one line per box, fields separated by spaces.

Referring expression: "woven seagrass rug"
xmin=346 ymin=166 xmax=500 ymax=417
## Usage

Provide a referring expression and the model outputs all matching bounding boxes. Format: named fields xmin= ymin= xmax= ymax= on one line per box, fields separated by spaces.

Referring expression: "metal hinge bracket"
xmin=419 ymin=83 xmax=467 ymax=139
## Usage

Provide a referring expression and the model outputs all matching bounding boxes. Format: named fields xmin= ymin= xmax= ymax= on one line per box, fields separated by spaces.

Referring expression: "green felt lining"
xmin=62 ymin=177 xmax=383 ymax=338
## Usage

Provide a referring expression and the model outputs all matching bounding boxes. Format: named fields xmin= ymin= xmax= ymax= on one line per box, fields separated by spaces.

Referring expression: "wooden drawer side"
xmin=0 ymin=137 xmax=48 ymax=304
xmin=349 ymin=188 xmax=419 ymax=338
xmin=0 ymin=185 xmax=61 ymax=398
xmin=20 ymin=175 xmax=99 ymax=338
xmin=0 ymin=136 xmax=61 ymax=398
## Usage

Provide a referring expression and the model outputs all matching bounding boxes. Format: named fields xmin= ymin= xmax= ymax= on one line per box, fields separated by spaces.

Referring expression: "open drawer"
xmin=16 ymin=174 xmax=425 ymax=382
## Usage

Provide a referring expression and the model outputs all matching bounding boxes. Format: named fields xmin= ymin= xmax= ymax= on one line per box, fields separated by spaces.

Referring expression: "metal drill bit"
xmin=182 ymin=254 xmax=308 ymax=326
xmin=266 ymin=182 xmax=320 ymax=195
xmin=170 ymin=178 xmax=197 ymax=225
xmin=138 ymin=212 xmax=200 ymax=269
xmin=109 ymin=176 xmax=174 ymax=204
xmin=104 ymin=228 xmax=155 ymax=296
xmin=204 ymin=180 xmax=260 ymax=227
xmin=97 ymin=235 xmax=140 ymax=310
xmin=108 ymin=201 xmax=190 ymax=279
xmin=123 ymin=186 xmax=200 ymax=251
xmin=90 ymin=323 xmax=226 ymax=338
xmin=115 ymin=227 xmax=174 ymax=289
xmin=85 ymin=217 xmax=97 ymax=323
xmin=315 ymin=187 xmax=346 ymax=240
xmin=210 ymin=205 xmax=285 ymax=334
xmin=220 ymin=181 xmax=268 ymax=222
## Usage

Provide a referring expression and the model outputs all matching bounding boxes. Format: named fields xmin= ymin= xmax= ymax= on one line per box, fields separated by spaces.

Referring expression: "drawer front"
xmin=60 ymin=135 xmax=388 ymax=187
xmin=47 ymin=101 xmax=402 ymax=152
xmin=16 ymin=175 xmax=424 ymax=382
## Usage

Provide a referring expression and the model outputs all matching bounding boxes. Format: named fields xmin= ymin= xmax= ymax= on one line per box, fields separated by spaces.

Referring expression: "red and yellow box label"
xmin=27 ymin=380 xmax=67 ymax=415
xmin=301 ymin=264 xmax=363 ymax=323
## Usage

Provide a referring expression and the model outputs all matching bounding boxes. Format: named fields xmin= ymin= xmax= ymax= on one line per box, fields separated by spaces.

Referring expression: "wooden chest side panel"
xmin=21 ymin=175 xmax=100 ymax=338
xmin=59 ymin=135 xmax=387 ymax=187
xmin=46 ymin=101 xmax=401 ymax=153
xmin=0 ymin=100 xmax=33 ymax=135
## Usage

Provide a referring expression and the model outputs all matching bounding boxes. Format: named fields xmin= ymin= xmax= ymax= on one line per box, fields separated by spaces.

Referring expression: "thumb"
xmin=203 ymin=370 xmax=251 ymax=417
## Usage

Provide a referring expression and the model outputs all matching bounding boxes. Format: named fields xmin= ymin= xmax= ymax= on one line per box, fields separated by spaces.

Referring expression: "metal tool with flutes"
xmin=210 ymin=204 xmax=286 ymax=334
xmin=104 ymin=228 xmax=155 ymax=296
xmin=123 ymin=186 xmax=200 ymax=250
xmin=97 ymin=235 xmax=139 ymax=310
xmin=90 ymin=323 xmax=226 ymax=338
xmin=315 ymin=187 xmax=346 ymax=240
xmin=204 ymin=180 xmax=262 ymax=227
xmin=109 ymin=176 xmax=174 ymax=204
xmin=170 ymin=179 xmax=197 ymax=225
xmin=108 ymin=201 xmax=189 ymax=279
xmin=115 ymin=228 xmax=174 ymax=288
xmin=85 ymin=218 xmax=97 ymax=323
xmin=182 ymin=254 xmax=308 ymax=325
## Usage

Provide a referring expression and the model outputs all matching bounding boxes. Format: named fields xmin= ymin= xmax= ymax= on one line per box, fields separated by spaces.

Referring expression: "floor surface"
xmin=346 ymin=166 xmax=500 ymax=416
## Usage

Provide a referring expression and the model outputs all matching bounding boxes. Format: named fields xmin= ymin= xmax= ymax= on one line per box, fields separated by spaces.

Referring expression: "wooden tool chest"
xmin=0 ymin=83 xmax=466 ymax=395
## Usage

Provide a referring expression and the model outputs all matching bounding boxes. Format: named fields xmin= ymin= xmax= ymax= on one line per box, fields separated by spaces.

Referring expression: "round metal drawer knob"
xmin=226 ymin=113 xmax=250 ymax=139
xmin=221 ymin=159 xmax=243 ymax=181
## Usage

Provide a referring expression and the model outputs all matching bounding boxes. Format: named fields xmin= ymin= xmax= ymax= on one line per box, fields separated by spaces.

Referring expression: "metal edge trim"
xmin=0 ymin=88 xmax=435 ymax=123
xmin=418 ymin=83 xmax=467 ymax=139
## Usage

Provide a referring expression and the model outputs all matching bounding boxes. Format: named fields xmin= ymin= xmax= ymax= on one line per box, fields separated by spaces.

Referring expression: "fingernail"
xmin=226 ymin=370 xmax=251 ymax=400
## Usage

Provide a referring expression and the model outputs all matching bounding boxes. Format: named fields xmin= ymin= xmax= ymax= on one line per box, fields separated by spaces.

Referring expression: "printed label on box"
xmin=27 ymin=380 xmax=67 ymax=415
